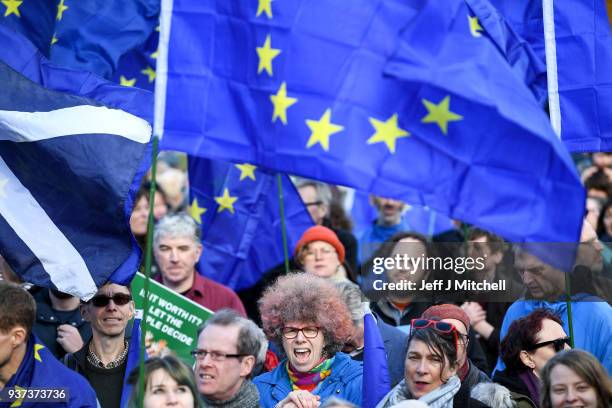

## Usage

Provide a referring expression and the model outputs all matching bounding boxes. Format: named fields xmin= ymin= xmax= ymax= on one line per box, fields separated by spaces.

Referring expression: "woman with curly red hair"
xmin=254 ymin=273 xmax=362 ymax=407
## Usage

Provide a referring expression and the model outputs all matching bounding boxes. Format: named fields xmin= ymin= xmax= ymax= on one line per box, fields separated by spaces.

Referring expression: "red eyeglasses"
xmin=411 ymin=318 xmax=460 ymax=353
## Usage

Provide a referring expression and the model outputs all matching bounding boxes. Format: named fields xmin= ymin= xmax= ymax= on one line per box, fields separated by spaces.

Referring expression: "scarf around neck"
xmin=379 ymin=375 xmax=461 ymax=408
xmin=201 ymin=380 xmax=260 ymax=408
xmin=286 ymin=356 xmax=335 ymax=391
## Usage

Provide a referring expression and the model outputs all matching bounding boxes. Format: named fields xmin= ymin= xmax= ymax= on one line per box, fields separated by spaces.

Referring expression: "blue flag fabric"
xmin=2 ymin=335 xmax=98 ymax=407
xmin=156 ymin=0 xmax=585 ymax=244
xmin=188 ymin=157 xmax=313 ymax=290
xmin=156 ymin=0 xmax=584 ymax=242
xmin=362 ymin=307 xmax=391 ymax=408
xmin=489 ymin=0 xmax=612 ymax=152
xmin=0 ymin=0 xmax=159 ymax=81
xmin=0 ymin=25 xmax=153 ymax=299
xmin=120 ymin=314 xmax=147 ymax=408
xmin=350 ymin=190 xmax=454 ymax=239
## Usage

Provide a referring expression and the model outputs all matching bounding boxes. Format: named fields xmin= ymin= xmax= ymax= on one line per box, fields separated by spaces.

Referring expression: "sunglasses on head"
xmin=411 ymin=318 xmax=460 ymax=352
xmin=526 ymin=337 xmax=571 ymax=353
xmin=88 ymin=293 xmax=132 ymax=307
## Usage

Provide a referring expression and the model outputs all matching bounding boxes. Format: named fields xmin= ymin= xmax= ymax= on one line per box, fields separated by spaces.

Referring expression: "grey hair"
xmin=319 ymin=397 xmax=359 ymax=408
xmin=153 ymin=212 xmax=201 ymax=247
xmin=197 ymin=309 xmax=268 ymax=378
xmin=294 ymin=178 xmax=332 ymax=208
xmin=470 ymin=383 xmax=516 ymax=408
xmin=334 ymin=281 xmax=366 ymax=328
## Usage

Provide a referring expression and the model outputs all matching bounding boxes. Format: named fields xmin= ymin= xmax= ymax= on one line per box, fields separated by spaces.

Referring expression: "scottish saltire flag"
xmin=120 ymin=312 xmax=147 ymax=408
xmin=0 ymin=0 xmax=159 ymax=83
xmin=188 ymin=157 xmax=313 ymax=290
xmin=155 ymin=0 xmax=585 ymax=244
xmin=0 ymin=25 xmax=152 ymax=299
xmin=2 ymin=336 xmax=98 ymax=407
xmin=489 ymin=0 xmax=612 ymax=152
xmin=362 ymin=303 xmax=390 ymax=408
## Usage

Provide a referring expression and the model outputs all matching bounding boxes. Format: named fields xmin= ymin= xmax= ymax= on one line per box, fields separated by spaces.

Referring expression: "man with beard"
xmin=64 ymin=282 xmax=135 ymax=408
xmin=358 ymin=196 xmax=409 ymax=264
xmin=33 ymin=288 xmax=91 ymax=359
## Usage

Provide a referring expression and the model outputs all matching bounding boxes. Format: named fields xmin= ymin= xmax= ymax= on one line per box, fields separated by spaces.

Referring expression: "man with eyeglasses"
xmin=193 ymin=309 xmax=267 ymax=408
xmin=63 ymin=282 xmax=135 ymax=408
xmin=493 ymin=220 xmax=612 ymax=375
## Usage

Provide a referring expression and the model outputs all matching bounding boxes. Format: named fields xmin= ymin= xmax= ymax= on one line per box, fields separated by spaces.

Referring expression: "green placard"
xmin=132 ymin=272 xmax=214 ymax=364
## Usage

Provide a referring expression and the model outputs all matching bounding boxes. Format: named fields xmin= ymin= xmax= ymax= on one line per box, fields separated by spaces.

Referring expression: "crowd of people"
xmin=0 ymin=152 xmax=611 ymax=408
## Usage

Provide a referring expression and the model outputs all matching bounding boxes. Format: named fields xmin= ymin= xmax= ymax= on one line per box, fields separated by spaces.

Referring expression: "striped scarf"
xmin=286 ymin=356 xmax=335 ymax=392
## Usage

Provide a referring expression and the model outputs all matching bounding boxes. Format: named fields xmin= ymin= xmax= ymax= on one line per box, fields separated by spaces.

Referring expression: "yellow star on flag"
xmin=10 ymin=385 xmax=25 ymax=407
xmin=421 ymin=96 xmax=463 ymax=135
xmin=51 ymin=34 xmax=58 ymax=45
xmin=188 ymin=198 xmax=207 ymax=224
xmin=367 ymin=114 xmax=410 ymax=154
xmin=256 ymin=35 xmax=281 ymax=76
xmin=256 ymin=0 xmax=272 ymax=18
xmin=0 ymin=179 xmax=7 ymax=198
xmin=120 ymin=76 xmax=136 ymax=87
xmin=141 ymin=66 xmax=156 ymax=83
xmin=215 ymin=188 xmax=238 ymax=214
xmin=150 ymin=49 xmax=158 ymax=59
xmin=235 ymin=163 xmax=257 ymax=181
xmin=56 ymin=0 xmax=68 ymax=21
xmin=468 ymin=15 xmax=484 ymax=37
xmin=270 ymin=82 xmax=297 ymax=125
xmin=305 ymin=109 xmax=344 ymax=152
xmin=2 ymin=0 xmax=22 ymax=17
xmin=34 ymin=343 xmax=45 ymax=362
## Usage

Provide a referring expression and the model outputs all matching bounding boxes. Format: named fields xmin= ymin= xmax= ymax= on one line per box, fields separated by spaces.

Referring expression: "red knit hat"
xmin=421 ymin=304 xmax=470 ymax=332
xmin=294 ymin=225 xmax=345 ymax=264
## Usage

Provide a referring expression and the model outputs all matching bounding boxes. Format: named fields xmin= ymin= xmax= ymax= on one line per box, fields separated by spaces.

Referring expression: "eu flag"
xmin=0 ymin=0 xmax=159 ymax=83
xmin=2 ymin=335 xmax=98 ymax=407
xmin=188 ymin=157 xmax=313 ymax=290
xmin=488 ymin=0 xmax=612 ymax=152
xmin=155 ymin=0 xmax=585 ymax=244
xmin=362 ymin=304 xmax=391 ymax=408
xmin=0 ymin=25 xmax=152 ymax=299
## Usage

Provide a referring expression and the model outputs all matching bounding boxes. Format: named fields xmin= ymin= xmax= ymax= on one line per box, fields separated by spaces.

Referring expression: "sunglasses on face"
xmin=88 ymin=293 xmax=132 ymax=307
xmin=526 ymin=337 xmax=571 ymax=353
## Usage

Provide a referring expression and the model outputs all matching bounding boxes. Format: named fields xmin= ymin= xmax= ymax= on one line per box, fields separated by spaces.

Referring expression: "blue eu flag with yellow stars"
xmin=155 ymin=0 xmax=585 ymax=244
xmin=0 ymin=0 xmax=159 ymax=87
xmin=188 ymin=157 xmax=313 ymax=290
xmin=487 ymin=0 xmax=612 ymax=152
xmin=2 ymin=336 xmax=98 ymax=407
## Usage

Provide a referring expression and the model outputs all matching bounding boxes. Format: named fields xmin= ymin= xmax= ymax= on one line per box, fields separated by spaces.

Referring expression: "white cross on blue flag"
xmin=0 ymin=25 xmax=153 ymax=300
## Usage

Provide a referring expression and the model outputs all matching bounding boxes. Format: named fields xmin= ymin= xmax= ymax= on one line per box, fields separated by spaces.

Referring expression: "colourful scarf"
xmin=286 ymin=356 xmax=335 ymax=392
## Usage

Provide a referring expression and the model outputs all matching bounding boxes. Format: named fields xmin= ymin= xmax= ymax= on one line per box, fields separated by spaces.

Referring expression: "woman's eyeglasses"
xmin=88 ymin=293 xmax=132 ymax=307
xmin=526 ymin=337 xmax=571 ymax=353
xmin=282 ymin=326 xmax=320 ymax=339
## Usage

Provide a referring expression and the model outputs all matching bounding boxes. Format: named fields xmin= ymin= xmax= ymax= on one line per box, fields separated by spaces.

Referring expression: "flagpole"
xmin=564 ymin=268 xmax=575 ymax=348
xmin=138 ymin=135 xmax=159 ymax=407
xmin=277 ymin=174 xmax=290 ymax=274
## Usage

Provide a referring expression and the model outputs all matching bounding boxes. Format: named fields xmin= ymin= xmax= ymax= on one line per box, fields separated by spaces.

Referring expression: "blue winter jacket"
xmin=494 ymin=295 xmax=612 ymax=375
xmin=253 ymin=352 xmax=363 ymax=407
